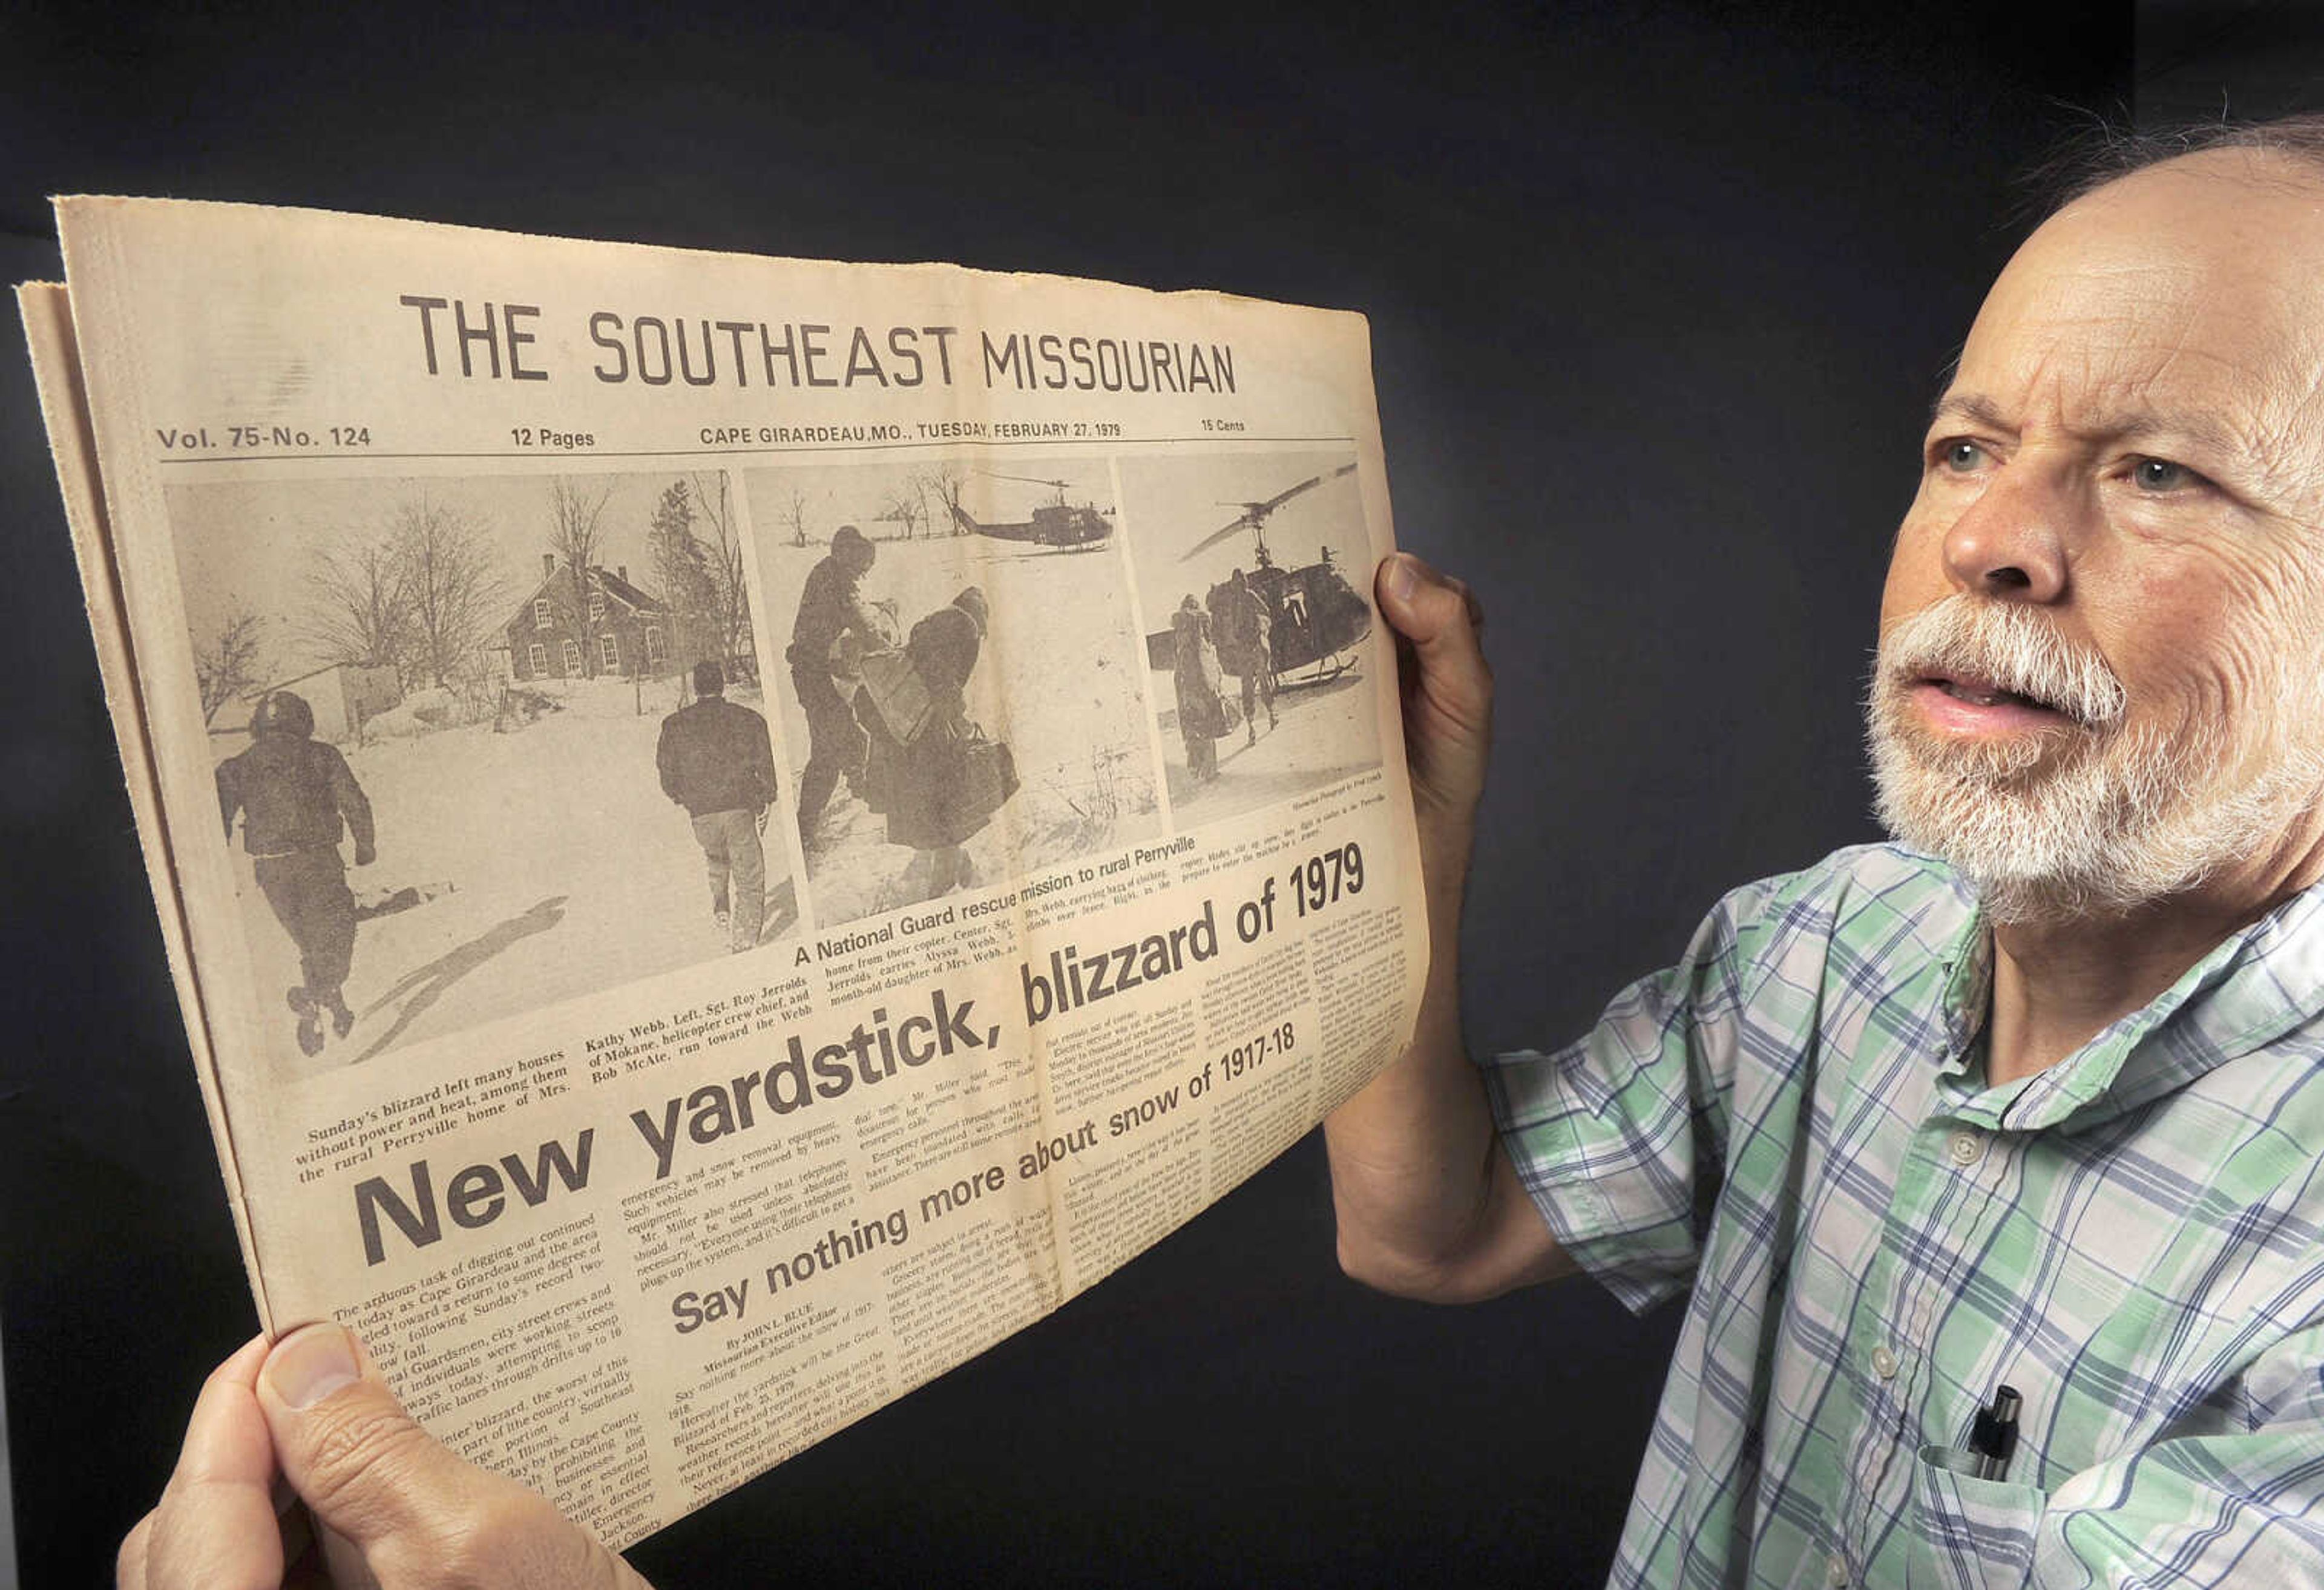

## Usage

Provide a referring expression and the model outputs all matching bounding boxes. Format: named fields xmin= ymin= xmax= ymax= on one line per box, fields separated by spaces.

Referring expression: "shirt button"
xmin=1826 ymin=1552 xmax=1850 ymax=1586
xmin=1948 ymin=1130 xmax=1984 ymax=1167
xmin=1870 ymin=1344 xmax=1899 ymax=1379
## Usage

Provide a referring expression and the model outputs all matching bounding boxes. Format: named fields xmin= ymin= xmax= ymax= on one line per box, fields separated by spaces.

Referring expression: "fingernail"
xmin=1391 ymin=554 xmax=1420 ymax=605
xmin=265 ymin=1324 xmax=361 ymax=1410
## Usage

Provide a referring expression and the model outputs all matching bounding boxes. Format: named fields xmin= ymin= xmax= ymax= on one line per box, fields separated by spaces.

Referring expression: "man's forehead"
xmin=1948 ymin=156 xmax=2324 ymax=443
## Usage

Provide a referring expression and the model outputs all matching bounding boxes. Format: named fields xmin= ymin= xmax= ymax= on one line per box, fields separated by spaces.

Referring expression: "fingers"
xmin=124 ymin=1334 xmax=286 ymax=1590
xmin=1374 ymin=554 xmax=1493 ymax=827
xmin=256 ymin=1323 xmax=651 ymax=1589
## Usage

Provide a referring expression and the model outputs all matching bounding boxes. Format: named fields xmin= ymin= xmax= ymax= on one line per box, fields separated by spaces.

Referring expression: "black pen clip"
xmin=1968 ymin=1384 xmax=2021 ymax=1482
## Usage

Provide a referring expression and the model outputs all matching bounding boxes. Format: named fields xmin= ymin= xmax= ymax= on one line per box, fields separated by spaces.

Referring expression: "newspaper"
xmin=19 ymin=197 xmax=1426 ymax=1548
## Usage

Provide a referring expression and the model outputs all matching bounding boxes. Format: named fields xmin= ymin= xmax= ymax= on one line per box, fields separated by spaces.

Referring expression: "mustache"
xmin=1876 ymin=597 xmax=2127 ymax=728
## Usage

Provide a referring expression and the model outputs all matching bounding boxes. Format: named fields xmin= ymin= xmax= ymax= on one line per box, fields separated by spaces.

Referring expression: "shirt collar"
xmin=1931 ymin=874 xmax=2324 ymax=1133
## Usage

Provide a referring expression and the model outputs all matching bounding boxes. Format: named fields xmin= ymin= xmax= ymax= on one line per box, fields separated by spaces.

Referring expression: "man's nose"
xmin=1941 ymin=466 xmax=2069 ymax=603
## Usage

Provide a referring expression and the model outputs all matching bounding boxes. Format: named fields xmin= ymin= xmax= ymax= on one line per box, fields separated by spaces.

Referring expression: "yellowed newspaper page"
xmin=44 ymin=195 xmax=1427 ymax=1546
xmin=16 ymin=280 xmax=272 ymax=1324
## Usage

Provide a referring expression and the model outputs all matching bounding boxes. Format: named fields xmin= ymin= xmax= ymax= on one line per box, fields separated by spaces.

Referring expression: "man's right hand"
xmin=119 ymin=1324 xmax=654 ymax=1590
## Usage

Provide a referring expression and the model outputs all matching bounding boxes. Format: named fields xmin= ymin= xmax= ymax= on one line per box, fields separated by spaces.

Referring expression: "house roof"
xmin=508 ymin=562 xmax=669 ymax=629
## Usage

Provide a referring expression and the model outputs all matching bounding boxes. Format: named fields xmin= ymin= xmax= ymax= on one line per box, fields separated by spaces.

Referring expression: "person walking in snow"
xmin=1172 ymin=595 xmax=1229 ymax=784
xmin=787 ymin=523 xmax=884 ymax=846
xmin=658 ymin=659 xmax=779 ymax=954
xmin=876 ymin=587 xmax=1010 ymax=900
xmin=1213 ymin=568 xmax=1278 ymax=747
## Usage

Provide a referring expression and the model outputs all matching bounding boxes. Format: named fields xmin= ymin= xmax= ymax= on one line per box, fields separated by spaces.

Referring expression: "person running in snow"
xmin=215 ymin=689 xmax=375 ymax=1056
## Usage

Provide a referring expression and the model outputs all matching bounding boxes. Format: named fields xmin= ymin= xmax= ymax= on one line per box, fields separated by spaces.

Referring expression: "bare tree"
xmin=919 ymin=465 xmax=971 ymax=536
xmin=393 ymin=492 xmax=507 ymax=689
xmin=547 ymin=476 xmax=614 ymax=676
xmin=300 ymin=538 xmax=412 ymax=680
xmin=878 ymin=489 xmax=926 ymax=541
xmin=195 ymin=607 xmax=266 ymax=725
xmin=778 ymin=482 xmax=813 ymax=548
xmin=688 ymin=471 xmax=752 ymax=676
xmin=649 ymin=478 xmax=714 ymax=672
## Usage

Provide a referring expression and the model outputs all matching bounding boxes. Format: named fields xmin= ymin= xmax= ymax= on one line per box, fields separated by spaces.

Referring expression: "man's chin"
xmin=1871 ymin=739 xmax=2102 ymax=914
xmin=1875 ymin=710 xmax=2083 ymax=788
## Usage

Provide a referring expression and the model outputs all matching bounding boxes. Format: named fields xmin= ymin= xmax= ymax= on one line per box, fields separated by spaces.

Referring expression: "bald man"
xmin=1330 ymin=120 xmax=2324 ymax=1585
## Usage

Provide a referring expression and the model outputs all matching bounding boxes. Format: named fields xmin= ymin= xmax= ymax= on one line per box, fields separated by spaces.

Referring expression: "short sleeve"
xmin=1481 ymin=882 xmax=1767 ymax=1315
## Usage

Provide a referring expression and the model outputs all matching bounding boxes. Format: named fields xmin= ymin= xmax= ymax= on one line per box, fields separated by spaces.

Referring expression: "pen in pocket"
xmin=1968 ymin=1385 xmax=2021 ymax=1481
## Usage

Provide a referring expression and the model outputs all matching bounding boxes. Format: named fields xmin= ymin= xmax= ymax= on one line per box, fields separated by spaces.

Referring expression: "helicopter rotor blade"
xmin=1180 ymin=512 xmax=1261 ymax=562
xmin=1250 ymin=460 xmax=1356 ymax=518
xmin=978 ymin=469 xmax=1075 ymax=489
xmin=1178 ymin=462 xmax=1356 ymax=563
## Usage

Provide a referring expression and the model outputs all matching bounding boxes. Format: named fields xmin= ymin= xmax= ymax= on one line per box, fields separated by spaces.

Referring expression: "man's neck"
xmin=1984 ymin=841 xmax=2324 ymax=1086
xmin=1986 ymin=913 xmax=2226 ymax=1085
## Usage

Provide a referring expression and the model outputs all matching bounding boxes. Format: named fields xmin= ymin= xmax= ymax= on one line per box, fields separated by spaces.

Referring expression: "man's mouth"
xmin=1909 ymin=670 xmax=2076 ymax=730
xmin=1930 ymin=672 xmax=2048 ymax=709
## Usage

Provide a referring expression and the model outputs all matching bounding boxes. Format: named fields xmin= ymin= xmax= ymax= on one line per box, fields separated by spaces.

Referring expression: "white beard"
xmin=1867 ymin=596 xmax=2323 ymax=924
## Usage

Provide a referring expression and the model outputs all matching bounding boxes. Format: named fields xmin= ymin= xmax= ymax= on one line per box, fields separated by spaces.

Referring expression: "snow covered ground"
xmin=1155 ymin=662 xmax=1384 ymax=820
xmin=231 ymin=676 xmax=796 ymax=1077
xmin=760 ymin=534 xmax=1163 ymax=926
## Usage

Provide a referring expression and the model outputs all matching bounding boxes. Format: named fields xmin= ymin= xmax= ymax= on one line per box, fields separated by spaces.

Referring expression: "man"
xmin=1172 ymin=593 xmax=1228 ymax=783
xmin=881 ymin=587 xmax=1004 ymax=900
xmin=787 ymin=523 xmax=883 ymax=845
xmin=126 ymin=120 xmax=2324 ymax=1590
xmin=657 ymin=659 xmax=778 ymax=954
xmin=1328 ymin=122 xmax=2324 ymax=1583
xmin=1213 ymin=568 xmax=1277 ymax=747
xmin=215 ymin=689 xmax=375 ymax=1057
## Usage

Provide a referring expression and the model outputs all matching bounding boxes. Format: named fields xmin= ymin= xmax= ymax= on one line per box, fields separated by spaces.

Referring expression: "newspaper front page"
xmin=22 ymin=197 xmax=1426 ymax=1547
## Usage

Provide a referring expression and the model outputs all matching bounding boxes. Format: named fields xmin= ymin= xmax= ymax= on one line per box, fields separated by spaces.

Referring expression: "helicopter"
xmin=950 ymin=471 xmax=1115 ymax=550
xmin=1142 ymin=461 xmax=1371 ymax=686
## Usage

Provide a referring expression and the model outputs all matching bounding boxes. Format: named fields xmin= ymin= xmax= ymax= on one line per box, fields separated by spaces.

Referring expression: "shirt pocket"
xmin=1906 ymin=1442 xmax=2047 ymax=1590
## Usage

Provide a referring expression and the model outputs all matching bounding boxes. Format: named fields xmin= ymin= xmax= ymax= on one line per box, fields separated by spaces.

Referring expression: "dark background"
xmin=0 ymin=2 xmax=2297 ymax=1583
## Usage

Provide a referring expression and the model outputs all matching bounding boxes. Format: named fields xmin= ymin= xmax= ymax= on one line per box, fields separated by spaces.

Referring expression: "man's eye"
xmin=1938 ymin=439 xmax=1985 ymax=473
xmin=2132 ymin=456 xmax=2199 ymax=492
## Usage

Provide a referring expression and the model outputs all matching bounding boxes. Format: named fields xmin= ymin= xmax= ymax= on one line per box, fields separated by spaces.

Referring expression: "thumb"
xmin=1376 ymin=551 xmax=1486 ymax=668
xmin=255 ymin=1324 xmax=459 ymax=1562
xmin=1373 ymin=553 xmax=1492 ymax=822
xmin=257 ymin=1324 xmax=648 ymax=1588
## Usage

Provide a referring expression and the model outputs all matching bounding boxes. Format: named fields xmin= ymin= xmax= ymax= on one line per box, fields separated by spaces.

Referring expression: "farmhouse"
xmin=505 ymin=554 xmax=674 ymax=683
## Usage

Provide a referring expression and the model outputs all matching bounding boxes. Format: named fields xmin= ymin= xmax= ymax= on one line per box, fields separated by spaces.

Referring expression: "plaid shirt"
xmin=1485 ymin=844 xmax=2324 ymax=1588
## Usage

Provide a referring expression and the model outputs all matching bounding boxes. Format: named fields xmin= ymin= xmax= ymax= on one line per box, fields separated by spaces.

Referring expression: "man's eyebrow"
xmin=1926 ymin=390 xmax=2248 ymax=458
xmin=1927 ymin=391 xmax=2010 ymax=432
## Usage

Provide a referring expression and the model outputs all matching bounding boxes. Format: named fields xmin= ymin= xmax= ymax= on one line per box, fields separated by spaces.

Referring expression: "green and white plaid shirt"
xmin=1486 ymin=844 xmax=2324 ymax=1588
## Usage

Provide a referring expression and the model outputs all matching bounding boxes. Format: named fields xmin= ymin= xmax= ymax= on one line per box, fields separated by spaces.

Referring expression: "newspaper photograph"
xmin=171 ymin=469 xmax=790 ymax=1073
xmin=21 ymin=195 xmax=1426 ymax=1549
xmin=746 ymin=456 xmax=1162 ymax=925
xmin=1123 ymin=449 xmax=1382 ymax=816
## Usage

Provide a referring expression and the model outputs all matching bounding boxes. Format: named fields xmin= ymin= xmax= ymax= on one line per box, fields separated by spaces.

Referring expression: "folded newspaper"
xmin=19 ymin=198 xmax=1426 ymax=1547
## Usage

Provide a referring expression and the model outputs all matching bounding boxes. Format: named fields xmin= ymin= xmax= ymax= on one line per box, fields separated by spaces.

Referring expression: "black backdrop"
xmin=1 ymin=5 xmax=2130 ymax=1585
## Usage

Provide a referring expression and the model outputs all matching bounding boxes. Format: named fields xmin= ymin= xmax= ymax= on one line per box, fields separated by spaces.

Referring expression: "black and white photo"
xmin=169 ymin=468 xmax=792 ymax=1074
xmin=1121 ymin=450 xmax=1383 ymax=822
xmin=747 ymin=457 xmax=1161 ymax=924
